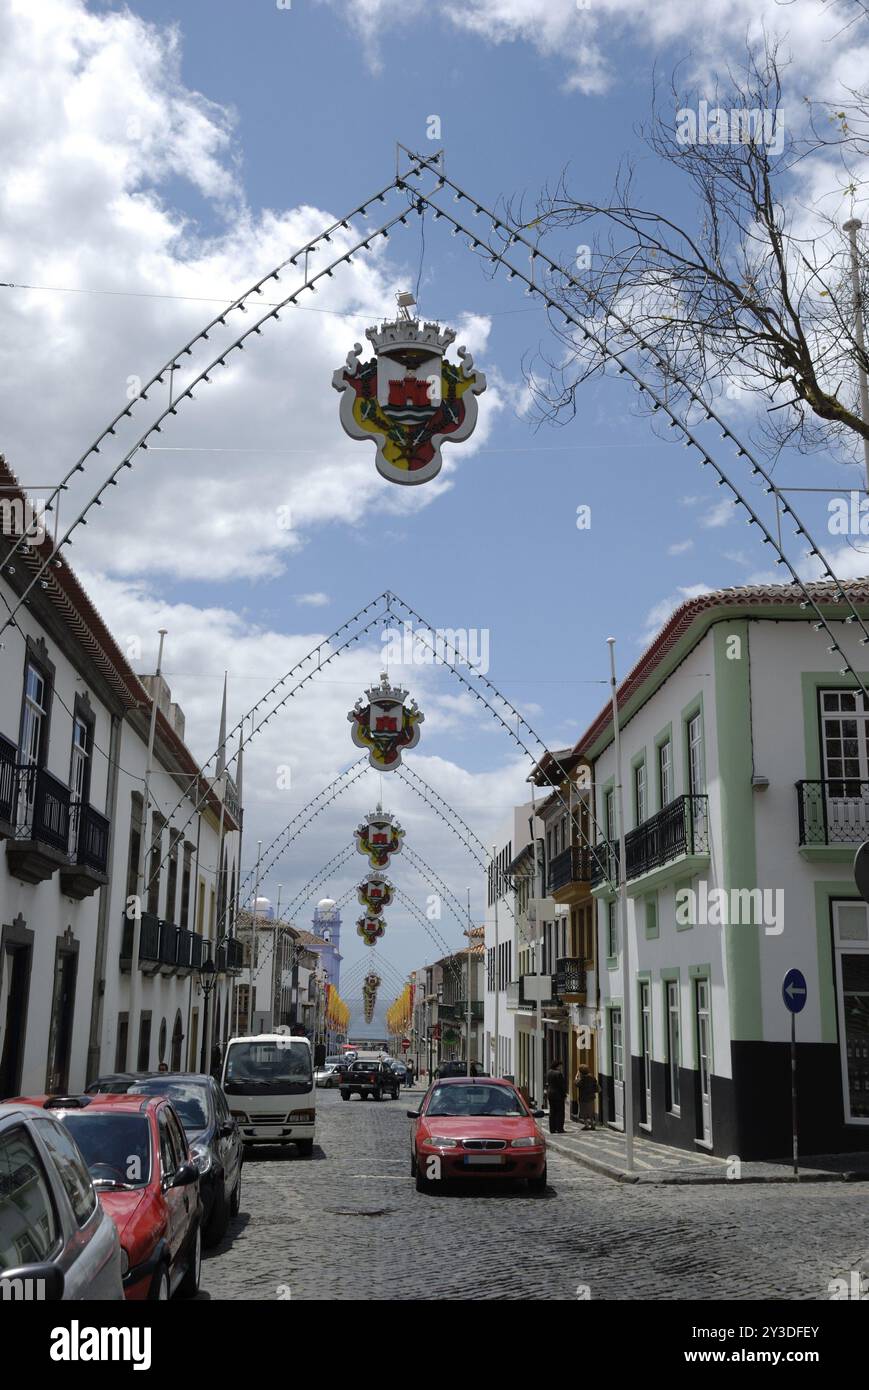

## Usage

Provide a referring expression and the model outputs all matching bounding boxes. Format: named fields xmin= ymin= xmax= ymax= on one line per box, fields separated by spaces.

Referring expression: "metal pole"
xmin=466 ymin=888 xmax=472 ymax=1076
xmin=127 ymin=628 xmax=166 ymax=1070
xmin=492 ymin=845 xmax=500 ymax=1079
xmin=843 ymin=219 xmax=869 ymax=493
xmin=250 ymin=839 xmax=262 ymax=1033
xmin=607 ymin=637 xmax=634 ymax=1174
xmin=791 ymin=1011 xmax=799 ymax=1178
xmin=530 ymin=783 xmax=543 ymax=1108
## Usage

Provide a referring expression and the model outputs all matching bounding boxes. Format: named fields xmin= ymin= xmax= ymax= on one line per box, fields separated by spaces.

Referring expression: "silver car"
xmin=0 ymin=1102 xmax=124 ymax=1300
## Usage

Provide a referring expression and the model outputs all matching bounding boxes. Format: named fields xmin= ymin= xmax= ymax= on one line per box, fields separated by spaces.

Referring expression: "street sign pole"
xmin=790 ymin=1009 xmax=799 ymax=1178
xmin=782 ymin=967 xmax=807 ymax=1178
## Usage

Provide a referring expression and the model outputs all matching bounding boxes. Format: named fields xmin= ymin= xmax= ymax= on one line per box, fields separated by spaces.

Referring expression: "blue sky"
xmin=3 ymin=0 xmax=867 ymax=1028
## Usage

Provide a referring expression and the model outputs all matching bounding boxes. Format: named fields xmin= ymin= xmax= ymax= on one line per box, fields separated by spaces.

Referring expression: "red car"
xmin=15 ymin=1093 xmax=201 ymax=1300
xmin=408 ymin=1077 xmax=548 ymax=1193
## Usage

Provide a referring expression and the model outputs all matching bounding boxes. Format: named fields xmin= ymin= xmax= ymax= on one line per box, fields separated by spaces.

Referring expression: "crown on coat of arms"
xmin=361 ymin=672 xmax=415 ymax=707
xmin=365 ymin=318 xmax=456 ymax=357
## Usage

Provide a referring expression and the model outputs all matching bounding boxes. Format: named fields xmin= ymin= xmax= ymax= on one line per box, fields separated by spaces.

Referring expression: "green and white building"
xmin=579 ymin=581 xmax=869 ymax=1160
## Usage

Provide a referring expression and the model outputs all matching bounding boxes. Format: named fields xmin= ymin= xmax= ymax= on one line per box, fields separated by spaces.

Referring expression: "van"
xmin=221 ymin=1033 xmax=316 ymax=1154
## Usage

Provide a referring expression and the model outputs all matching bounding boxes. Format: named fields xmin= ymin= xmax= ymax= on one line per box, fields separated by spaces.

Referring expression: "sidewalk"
xmin=543 ymin=1120 xmax=869 ymax=1184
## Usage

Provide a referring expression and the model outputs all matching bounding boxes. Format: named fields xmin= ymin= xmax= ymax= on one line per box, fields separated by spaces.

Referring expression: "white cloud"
xmin=294 ymin=592 xmax=330 ymax=607
xmin=699 ymin=498 xmax=736 ymax=530
xmin=667 ymin=538 xmax=694 ymax=555
xmin=639 ymin=582 xmax=713 ymax=644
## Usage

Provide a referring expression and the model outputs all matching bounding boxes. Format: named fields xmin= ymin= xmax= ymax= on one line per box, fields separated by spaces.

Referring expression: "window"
xmin=607 ymin=901 xmax=618 ymax=959
xmin=605 ymin=787 xmax=616 ymax=839
xmin=687 ymin=714 xmax=705 ymax=795
xmin=20 ymin=662 xmax=48 ymax=769
xmin=114 ymin=1013 xmax=129 ymax=1072
xmin=659 ymin=738 xmax=674 ymax=808
xmin=125 ymin=794 xmax=143 ymax=905
xmin=147 ymin=814 xmax=164 ymax=917
xmin=69 ymin=716 xmax=90 ymax=809
xmin=165 ymin=1108 xmax=189 ymax=1165
xmin=634 ymin=759 xmax=647 ymax=827
xmin=832 ymin=901 xmax=869 ymax=1123
xmin=166 ymin=832 xmax=181 ymax=924
xmin=645 ymin=894 xmax=658 ymax=939
xmin=0 ymin=1126 xmax=59 ymax=1267
xmin=180 ymin=844 xmax=193 ymax=930
xmin=158 ymin=1112 xmax=177 ymax=1180
xmin=33 ymin=1119 xmax=97 ymax=1227
xmin=666 ymin=981 xmax=681 ymax=1113
xmin=137 ymin=1012 xmax=152 ymax=1072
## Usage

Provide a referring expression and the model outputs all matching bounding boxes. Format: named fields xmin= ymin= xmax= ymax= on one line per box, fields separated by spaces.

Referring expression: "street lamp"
xmin=196 ymin=956 xmax=218 ymax=1073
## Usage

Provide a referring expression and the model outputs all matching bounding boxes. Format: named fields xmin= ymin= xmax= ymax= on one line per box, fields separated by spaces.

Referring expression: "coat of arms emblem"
xmin=332 ymin=299 xmax=486 ymax=486
xmin=348 ymin=672 xmax=423 ymax=770
xmin=357 ymin=873 xmax=393 ymax=916
xmin=357 ymin=916 xmax=385 ymax=946
xmin=354 ymin=805 xmax=404 ymax=869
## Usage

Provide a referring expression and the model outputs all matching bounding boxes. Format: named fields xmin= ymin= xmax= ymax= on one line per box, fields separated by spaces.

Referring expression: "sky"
xmin=1 ymin=0 xmax=868 ymax=1032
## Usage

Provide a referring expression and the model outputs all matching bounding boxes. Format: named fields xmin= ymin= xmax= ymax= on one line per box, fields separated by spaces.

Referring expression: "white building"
xmin=0 ymin=454 xmax=242 ymax=1097
xmin=583 ymin=581 xmax=869 ymax=1158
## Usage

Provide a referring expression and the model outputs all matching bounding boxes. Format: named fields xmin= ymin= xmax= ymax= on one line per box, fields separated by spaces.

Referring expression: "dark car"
xmin=127 ymin=1074 xmax=242 ymax=1248
xmin=436 ymin=1061 xmax=490 ymax=1079
xmin=85 ymin=1073 xmax=141 ymax=1094
xmin=339 ymin=1060 xmax=400 ymax=1101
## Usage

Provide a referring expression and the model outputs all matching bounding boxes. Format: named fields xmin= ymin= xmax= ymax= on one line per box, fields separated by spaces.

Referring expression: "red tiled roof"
xmin=575 ymin=580 xmax=869 ymax=758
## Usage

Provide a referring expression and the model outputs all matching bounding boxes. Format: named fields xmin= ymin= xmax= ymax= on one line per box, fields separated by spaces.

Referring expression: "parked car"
xmin=128 ymin=1073 xmax=243 ymax=1248
xmin=17 ymin=1093 xmax=202 ymax=1300
xmin=386 ymin=1060 xmax=407 ymax=1085
xmin=339 ymin=1059 xmax=400 ymax=1101
xmin=436 ymin=1061 xmax=490 ymax=1079
xmin=315 ymin=1063 xmax=341 ymax=1089
xmin=0 ymin=1101 xmax=124 ymax=1301
xmin=407 ymin=1077 xmax=547 ymax=1194
xmin=85 ymin=1073 xmax=141 ymax=1094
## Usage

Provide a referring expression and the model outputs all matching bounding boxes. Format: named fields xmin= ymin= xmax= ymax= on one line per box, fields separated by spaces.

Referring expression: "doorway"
xmin=640 ymin=981 xmax=652 ymax=1129
xmin=695 ymin=979 xmax=713 ymax=1145
xmin=0 ymin=930 xmax=33 ymax=1099
xmin=46 ymin=938 xmax=78 ymax=1094
xmin=610 ymin=1006 xmax=624 ymax=1129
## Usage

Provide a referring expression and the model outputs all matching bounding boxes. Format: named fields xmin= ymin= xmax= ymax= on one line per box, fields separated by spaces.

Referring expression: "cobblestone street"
xmin=201 ymin=1090 xmax=868 ymax=1302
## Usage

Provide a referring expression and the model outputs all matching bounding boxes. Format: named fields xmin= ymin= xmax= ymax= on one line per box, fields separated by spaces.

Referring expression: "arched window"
xmin=171 ymin=1011 xmax=184 ymax=1071
xmin=158 ymin=1017 xmax=167 ymax=1064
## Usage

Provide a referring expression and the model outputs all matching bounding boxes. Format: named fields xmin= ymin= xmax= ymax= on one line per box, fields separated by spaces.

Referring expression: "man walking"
xmin=405 ymin=1058 xmax=414 ymax=1088
xmin=545 ymin=1059 xmax=567 ymax=1134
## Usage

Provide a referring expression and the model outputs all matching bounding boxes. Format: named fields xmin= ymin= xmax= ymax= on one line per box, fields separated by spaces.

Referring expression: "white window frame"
xmin=659 ymin=738 xmax=674 ymax=808
xmin=666 ymin=980 xmax=681 ymax=1115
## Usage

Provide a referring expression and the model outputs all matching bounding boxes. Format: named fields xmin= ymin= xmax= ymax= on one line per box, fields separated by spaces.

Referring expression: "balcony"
xmin=555 ymin=956 xmax=587 ymax=1002
xmin=120 ymin=911 xmax=162 ymax=974
xmin=547 ymin=844 xmax=594 ymax=897
xmin=505 ymin=976 xmax=556 ymax=1010
xmin=190 ymin=932 xmax=204 ymax=971
xmin=60 ymin=803 xmax=111 ymax=900
xmin=227 ymin=937 xmax=244 ymax=972
xmin=0 ymin=734 xmax=15 ymax=833
xmin=439 ymin=999 xmax=483 ymax=1022
xmin=797 ymin=779 xmax=869 ymax=850
xmin=5 ymin=763 xmax=72 ymax=884
xmin=591 ymin=795 xmax=709 ymax=892
xmin=174 ymin=927 xmax=195 ymax=976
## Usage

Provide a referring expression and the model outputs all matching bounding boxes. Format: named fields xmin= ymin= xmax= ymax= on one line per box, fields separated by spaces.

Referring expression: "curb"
xmin=544 ymin=1135 xmax=860 ymax=1185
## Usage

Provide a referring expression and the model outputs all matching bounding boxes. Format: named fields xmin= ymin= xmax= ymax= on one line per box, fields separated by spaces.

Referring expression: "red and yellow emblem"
xmin=354 ymin=805 xmax=404 ymax=869
xmin=357 ymin=873 xmax=393 ymax=916
xmin=348 ymin=672 xmax=423 ymax=771
xmin=332 ymin=309 xmax=486 ymax=486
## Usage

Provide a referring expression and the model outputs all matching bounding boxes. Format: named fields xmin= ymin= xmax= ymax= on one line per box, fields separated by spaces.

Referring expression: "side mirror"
xmin=171 ymin=1160 xmax=198 ymax=1189
xmin=406 ymin=1109 xmax=421 ymax=1119
xmin=0 ymin=1262 xmax=65 ymax=1301
xmin=219 ymin=1120 xmax=235 ymax=1138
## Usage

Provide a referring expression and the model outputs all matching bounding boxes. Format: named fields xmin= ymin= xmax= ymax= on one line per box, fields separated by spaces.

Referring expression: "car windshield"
xmin=425 ymin=1084 xmax=528 ymax=1118
xmin=129 ymin=1080 xmax=210 ymax=1134
xmin=60 ymin=1113 xmax=151 ymax=1189
xmin=224 ymin=1041 xmax=313 ymax=1095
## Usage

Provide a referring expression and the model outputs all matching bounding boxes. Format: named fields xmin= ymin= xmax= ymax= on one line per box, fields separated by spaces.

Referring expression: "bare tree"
xmin=516 ymin=39 xmax=869 ymax=467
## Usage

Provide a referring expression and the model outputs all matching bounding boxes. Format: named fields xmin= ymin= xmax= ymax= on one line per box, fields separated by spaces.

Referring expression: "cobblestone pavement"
xmin=199 ymin=1090 xmax=868 ymax=1301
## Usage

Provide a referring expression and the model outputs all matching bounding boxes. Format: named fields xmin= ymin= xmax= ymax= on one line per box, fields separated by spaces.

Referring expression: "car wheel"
xmin=204 ymin=1184 xmax=229 ymax=1248
xmin=528 ymin=1165 xmax=548 ymax=1194
xmin=410 ymin=1150 xmax=417 ymax=1177
xmin=373 ymin=1089 xmax=382 ymax=1102
xmin=296 ymin=1139 xmax=314 ymax=1157
xmin=177 ymin=1224 xmax=201 ymax=1299
xmin=340 ymin=1090 xmax=350 ymax=1101
xmin=230 ymin=1166 xmax=242 ymax=1217
xmin=415 ymin=1164 xmax=441 ymax=1193
xmin=150 ymin=1264 xmax=171 ymax=1301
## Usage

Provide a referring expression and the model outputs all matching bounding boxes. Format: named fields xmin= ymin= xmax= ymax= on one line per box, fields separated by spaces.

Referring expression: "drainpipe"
xmin=127 ymin=629 xmax=166 ymax=1070
xmin=86 ymin=709 xmax=123 ymax=1083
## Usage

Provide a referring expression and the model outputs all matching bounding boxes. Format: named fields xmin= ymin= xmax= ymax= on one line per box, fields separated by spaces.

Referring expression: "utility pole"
xmin=607 ymin=637 xmax=634 ymax=1174
xmin=844 ymin=219 xmax=869 ymax=493
xmin=466 ymin=887 xmax=472 ymax=1076
xmin=249 ymin=839 xmax=262 ymax=1033
xmin=492 ymin=845 xmax=499 ymax=1079
xmin=127 ymin=628 xmax=166 ymax=1070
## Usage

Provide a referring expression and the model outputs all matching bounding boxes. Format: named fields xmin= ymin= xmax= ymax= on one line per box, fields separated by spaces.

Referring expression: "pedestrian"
xmin=405 ymin=1058 xmax=414 ymax=1087
xmin=545 ymin=1059 xmax=567 ymax=1134
xmin=576 ymin=1063 xmax=600 ymax=1130
xmin=157 ymin=1061 xmax=169 ymax=1074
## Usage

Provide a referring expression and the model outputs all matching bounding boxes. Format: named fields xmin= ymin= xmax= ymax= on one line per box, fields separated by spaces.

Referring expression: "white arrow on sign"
xmin=785 ymin=980 xmax=806 ymax=1000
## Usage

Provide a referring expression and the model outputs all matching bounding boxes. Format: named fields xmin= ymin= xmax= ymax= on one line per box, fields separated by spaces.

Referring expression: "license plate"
xmin=464 ymin=1154 xmax=503 ymax=1166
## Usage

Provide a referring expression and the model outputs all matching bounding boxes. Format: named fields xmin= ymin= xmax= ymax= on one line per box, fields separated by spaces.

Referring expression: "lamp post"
xmin=197 ymin=956 xmax=218 ymax=1073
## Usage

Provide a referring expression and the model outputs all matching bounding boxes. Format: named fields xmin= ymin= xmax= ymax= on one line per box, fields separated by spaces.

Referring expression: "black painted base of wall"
xmin=599 ymin=1042 xmax=867 ymax=1160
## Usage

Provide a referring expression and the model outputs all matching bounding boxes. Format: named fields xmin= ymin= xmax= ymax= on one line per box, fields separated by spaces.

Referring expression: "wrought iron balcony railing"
xmin=226 ymin=937 xmax=244 ymax=971
xmin=547 ymin=844 xmax=595 ymax=894
xmin=589 ymin=840 xmax=619 ymax=888
xmin=624 ymin=794 xmax=709 ymax=879
xmin=555 ymin=957 xmax=587 ymax=997
xmin=0 ymin=734 xmax=16 ymax=824
xmin=73 ymin=802 xmax=110 ymax=873
xmin=14 ymin=763 xmax=71 ymax=852
xmin=121 ymin=911 xmax=161 ymax=966
xmin=796 ymin=779 xmax=869 ymax=846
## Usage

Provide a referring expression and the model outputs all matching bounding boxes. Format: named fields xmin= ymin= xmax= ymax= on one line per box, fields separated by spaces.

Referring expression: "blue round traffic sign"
xmin=782 ymin=968 xmax=808 ymax=1014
